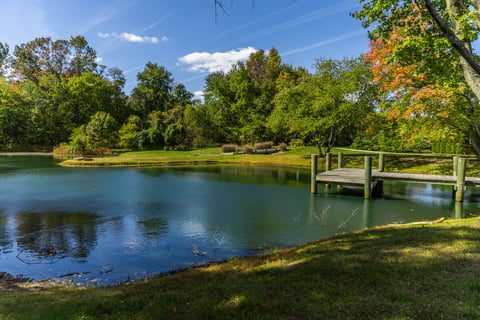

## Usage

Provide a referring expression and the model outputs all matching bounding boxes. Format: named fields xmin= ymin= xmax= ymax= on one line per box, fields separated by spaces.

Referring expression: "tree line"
xmin=0 ymin=30 xmax=478 ymax=155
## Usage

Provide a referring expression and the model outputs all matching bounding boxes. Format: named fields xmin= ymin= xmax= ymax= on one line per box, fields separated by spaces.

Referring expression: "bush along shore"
xmin=1 ymin=218 xmax=480 ymax=319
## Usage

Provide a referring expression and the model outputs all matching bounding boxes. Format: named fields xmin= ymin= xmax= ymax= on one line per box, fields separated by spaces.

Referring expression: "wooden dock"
xmin=311 ymin=153 xmax=480 ymax=202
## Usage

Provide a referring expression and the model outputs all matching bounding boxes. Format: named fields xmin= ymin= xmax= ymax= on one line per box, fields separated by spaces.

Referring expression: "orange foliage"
xmin=364 ymin=4 xmax=455 ymax=120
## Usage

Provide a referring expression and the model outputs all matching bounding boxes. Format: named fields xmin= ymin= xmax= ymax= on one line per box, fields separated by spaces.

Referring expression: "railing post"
xmin=364 ymin=156 xmax=373 ymax=199
xmin=455 ymin=157 xmax=466 ymax=202
xmin=325 ymin=153 xmax=332 ymax=188
xmin=311 ymin=154 xmax=318 ymax=194
xmin=453 ymin=156 xmax=459 ymax=176
xmin=325 ymin=153 xmax=332 ymax=171
xmin=337 ymin=152 xmax=343 ymax=169
xmin=378 ymin=153 xmax=385 ymax=172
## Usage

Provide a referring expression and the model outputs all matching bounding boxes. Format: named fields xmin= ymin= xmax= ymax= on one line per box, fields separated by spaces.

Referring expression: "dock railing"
xmin=311 ymin=152 xmax=471 ymax=202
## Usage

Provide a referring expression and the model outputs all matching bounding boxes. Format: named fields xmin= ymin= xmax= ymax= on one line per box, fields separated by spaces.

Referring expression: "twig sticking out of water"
xmin=209 ymin=227 xmax=228 ymax=247
xmin=293 ymin=214 xmax=301 ymax=224
xmin=337 ymin=208 xmax=361 ymax=229
xmin=313 ymin=205 xmax=331 ymax=225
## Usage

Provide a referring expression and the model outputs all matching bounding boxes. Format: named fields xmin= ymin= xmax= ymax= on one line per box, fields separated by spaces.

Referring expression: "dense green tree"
xmin=69 ymin=112 xmax=118 ymax=155
xmin=0 ymin=78 xmax=30 ymax=149
xmin=129 ymin=63 xmax=174 ymax=117
xmin=270 ymin=57 xmax=375 ymax=154
xmin=203 ymin=47 xmax=285 ymax=144
xmin=118 ymin=115 xmax=143 ymax=149
xmin=11 ymin=36 xmax=100 ymax=83
xmin=171 ymin=83 xmax=194 ymax=107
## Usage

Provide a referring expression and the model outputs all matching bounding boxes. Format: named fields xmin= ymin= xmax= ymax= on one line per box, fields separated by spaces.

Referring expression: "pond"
xmin=0 ymin=156 xmax=478 ymax=285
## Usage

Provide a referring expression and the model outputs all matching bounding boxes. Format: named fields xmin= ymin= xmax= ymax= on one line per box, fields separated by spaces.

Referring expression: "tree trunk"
xmin=423 ymin=0 xmax=480 ymax=100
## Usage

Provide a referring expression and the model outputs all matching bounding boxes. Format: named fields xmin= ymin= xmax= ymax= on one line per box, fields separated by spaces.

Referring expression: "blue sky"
xmin=0 ymin=0 xmax=369 ymax=99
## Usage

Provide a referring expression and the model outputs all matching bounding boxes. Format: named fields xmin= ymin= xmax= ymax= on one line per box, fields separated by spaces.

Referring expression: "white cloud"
xmin=120 ymin=32 xmax=159 ymax=43
xmin=178 ymin=47 xmax=258 ymax=73
xmin=95 ymin=57 xmax=104 ymax=63
xmin=97 ymin=32 xmax=112 ymax=38
xmin=97 ymin=32 xmax=166 ymax=44
xmin=193 ymin=91 xmax=204 ymax=101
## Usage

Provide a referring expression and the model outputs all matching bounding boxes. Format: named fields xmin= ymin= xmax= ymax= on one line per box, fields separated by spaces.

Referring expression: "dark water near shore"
xmin=0 ymin=156 xmax=477 ymax=285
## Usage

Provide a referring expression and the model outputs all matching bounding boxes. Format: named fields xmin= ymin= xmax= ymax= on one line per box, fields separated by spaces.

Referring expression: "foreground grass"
xmin=1 ymin=218 xmax=480 ymax=319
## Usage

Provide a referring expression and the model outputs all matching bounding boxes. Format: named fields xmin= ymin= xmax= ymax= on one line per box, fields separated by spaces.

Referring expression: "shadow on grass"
xmin=1 ymin=222 xmax=480 ymax=320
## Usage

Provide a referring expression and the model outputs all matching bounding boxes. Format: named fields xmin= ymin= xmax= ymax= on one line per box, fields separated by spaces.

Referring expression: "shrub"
xmin=254 ymin=141 xmax=274 ymax=150
xmin=221 ymin=144 xmax=239 ymax=153
xmin=279 ymin=142 xmax=288 ymax=152
xmin=289 ymin=139 xmax=304 ymax=148
xmin=244 ymin=146 xmax=254 ymax=154
xmin=52 ymin=144 xmax=71 ymax=155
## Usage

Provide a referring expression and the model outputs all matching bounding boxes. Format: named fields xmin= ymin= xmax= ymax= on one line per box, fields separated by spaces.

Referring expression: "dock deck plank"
xmin=316 ymin=168 xmax=480 ymax=187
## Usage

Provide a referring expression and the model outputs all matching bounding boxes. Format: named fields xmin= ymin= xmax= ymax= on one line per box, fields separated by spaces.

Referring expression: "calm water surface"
xmin=0 ymin=156 xmax=478 ymax=285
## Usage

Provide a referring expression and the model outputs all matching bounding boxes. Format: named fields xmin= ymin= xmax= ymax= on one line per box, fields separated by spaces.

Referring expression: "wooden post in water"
xmin=325 ymin=153 xmax=332 ymax=171
xmin=453 ymin=156 xmax=459 ymax=176
xmin=338 ymin=152 xmax=343 ymax=169
xmin=325 ymin=153 xmax=332 ymax=188
xmin=378 ymin=153 xmax=385 ymax=172
xmin=311 ymin=154 xmax=318 ymax=194
xmin=455 ymin=157 xmax=466 ymax=202
xmin=364 ymin=156 xmax=373 ymax=199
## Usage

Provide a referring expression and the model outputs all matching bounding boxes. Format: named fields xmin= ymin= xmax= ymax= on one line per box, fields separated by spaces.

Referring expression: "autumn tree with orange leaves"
xmin=355 ymin=1 xmax=480 ymax=155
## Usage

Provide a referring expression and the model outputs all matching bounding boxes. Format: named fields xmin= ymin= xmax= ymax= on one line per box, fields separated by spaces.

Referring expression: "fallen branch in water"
xmin=387 ymin=217 xmax=446 ymax=227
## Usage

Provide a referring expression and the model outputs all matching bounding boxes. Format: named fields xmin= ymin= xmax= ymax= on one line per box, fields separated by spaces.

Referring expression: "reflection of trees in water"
xmin=0 ymin=214 xmax=13 ymax=253
xmin=136 ymin=217 xmax=169 ymax=239
xmin=14 ymin=211 xmax=102 ymax=264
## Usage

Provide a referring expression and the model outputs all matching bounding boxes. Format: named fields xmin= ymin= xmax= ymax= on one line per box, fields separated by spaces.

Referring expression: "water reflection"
xmin=0 ymin=156 xmax=478 ymax=285
xmin=12 ymin=211 xmax=101 ymax=263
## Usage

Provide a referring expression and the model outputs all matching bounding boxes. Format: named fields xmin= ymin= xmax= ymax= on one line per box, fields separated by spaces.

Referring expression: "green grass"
xmin=1 ymin=218 xmax=480 ymax=319
xmin=60 ymin=146 xmax=480 ymax=177
xmin=60 ymin=146 xmax=320 ymax=168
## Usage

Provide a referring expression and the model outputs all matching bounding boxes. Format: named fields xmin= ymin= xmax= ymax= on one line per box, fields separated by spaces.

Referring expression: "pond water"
xmin=0 ymin=156 xmax=478 ymax=285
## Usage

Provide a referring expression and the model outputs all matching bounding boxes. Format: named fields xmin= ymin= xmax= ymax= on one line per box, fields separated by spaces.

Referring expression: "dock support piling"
xmin=311 ymin=154 xmax=318 ymax=194
xmin=325 ymin=153 xmax=332 ymax=188
xmin=453 ymin=156 xmax=459 ymax=177
xmin=455 ymin=157 xmax=466 ymax=202
xmin=379 ymin=153 xmax=385 ymax=172
xmin=325 ymin=153 xmax=332 ymax=171
xmin=364 ymin=156 xmax=373 ymax=199
xmin=338 ymin=152 xmax=343 ymax=169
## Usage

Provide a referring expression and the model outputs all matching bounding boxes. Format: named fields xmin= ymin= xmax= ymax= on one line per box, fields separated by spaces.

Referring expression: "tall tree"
xmin=11 ymin=36 xmax=99 ymax=83
xmin=129 ymin=62 xmax=174 ymax=117
xmin=355 ymin=1 xmax=480 ymax=155
xmin=269 ymin=57 xmax=376 ymax=154
xmin=0 ymin=42 xmax=8 ymax=75
xmin=353 ymin=0 xmax=480 ymax=103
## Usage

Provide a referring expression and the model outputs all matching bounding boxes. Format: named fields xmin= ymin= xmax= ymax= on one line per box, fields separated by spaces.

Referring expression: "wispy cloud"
xmin=140 ymin=12 xmax=173 ymax=34
xmin=77 ymin=0 xmax=135 ymax=35
xmin=209 ymin=0 xmax=310 ymax=41
xmin=282 ymin=29 xmax=366 ymax=56
xmin=178 ymin=47 xmax=258 ymax=73
xmin=97 ymin=32 xmax=167 ymax=44
xmin=240 ymin=1 xmax=360 ymax=42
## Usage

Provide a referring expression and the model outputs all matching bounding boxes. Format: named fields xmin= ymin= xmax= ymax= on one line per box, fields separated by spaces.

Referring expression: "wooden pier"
xmin=311 ymin=153 xmax=480 ymax=202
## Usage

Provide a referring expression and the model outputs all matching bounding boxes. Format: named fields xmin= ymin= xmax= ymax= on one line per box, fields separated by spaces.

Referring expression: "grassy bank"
xmin=59 ymin=146 xmax=318 ymax=168
xmin=60 ymin=146 xmax=480 ymax=176
xmin=1 ymin=218 xmax=479 ymax=319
